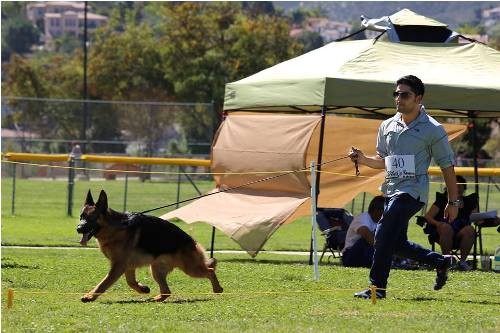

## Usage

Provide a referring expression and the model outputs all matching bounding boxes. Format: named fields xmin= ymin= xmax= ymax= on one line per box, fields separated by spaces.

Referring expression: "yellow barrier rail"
xmin=3 ymin=152 xmax=210 ymax=167
xmin=3 ymin=152 xmax=70 ymax=162
xmin=428 ymin=166 xmax=500 ymax=177
xmin=81 ymin=154 xmax=211 ymax=167
xmin=2 ymin=152 xmax=499 ymax=177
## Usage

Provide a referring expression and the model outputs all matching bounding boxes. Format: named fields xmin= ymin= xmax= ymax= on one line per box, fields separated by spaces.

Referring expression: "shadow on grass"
xmin=460 ymin=299 xmax=500 ymax=306
xmin=221 ymin=257 xmax=343 ymax=266
xmin=102 ymin=297 xmax=212 ymax=305
xmin=397 ymin=296 xmax=500 ymax=305
xmin=1 ymin=262 xmax=40 ymax=270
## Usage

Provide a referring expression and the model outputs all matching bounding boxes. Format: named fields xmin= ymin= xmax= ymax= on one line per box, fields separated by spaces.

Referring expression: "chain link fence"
xmin=2 ymin=97 xmax=217 ymax=156
xmin=1 ymin=97 xmax=218 ymax=180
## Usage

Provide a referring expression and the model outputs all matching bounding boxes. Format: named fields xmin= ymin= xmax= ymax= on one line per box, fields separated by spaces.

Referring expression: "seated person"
xmin=342 ymin=196 xmax=385 ymax=268
xmin=424 ymin=175 xmax=477 ymax=271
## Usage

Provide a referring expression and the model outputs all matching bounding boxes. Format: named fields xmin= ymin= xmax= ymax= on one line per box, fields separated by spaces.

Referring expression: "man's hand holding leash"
xmin=349 ymin=147 xmax=385 ymax=170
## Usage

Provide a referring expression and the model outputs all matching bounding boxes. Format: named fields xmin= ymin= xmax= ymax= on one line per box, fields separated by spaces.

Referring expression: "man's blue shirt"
xmin=376 ymin=106 xmax=455 ymax=204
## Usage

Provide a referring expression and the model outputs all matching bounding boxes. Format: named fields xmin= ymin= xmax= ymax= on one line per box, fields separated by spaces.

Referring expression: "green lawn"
xmin=1 ymin=248 xmax=499 ymax=332
xmin=2 ymin=178 xmax=499 ymax=254
xmin=1 ymin=178 xmax=499 ymax=332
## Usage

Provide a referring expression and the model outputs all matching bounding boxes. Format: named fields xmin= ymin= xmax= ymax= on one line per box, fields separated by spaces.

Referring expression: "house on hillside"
xmin=290 ymin=17 xmax=352 ymax=42
xmin=482 ymin=6 xmax=500 ymax=28
xmin=26 ymin=2 xmax=107 ymax=49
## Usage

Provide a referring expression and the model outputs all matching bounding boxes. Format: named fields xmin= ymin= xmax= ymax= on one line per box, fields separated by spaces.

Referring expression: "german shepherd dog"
xmin=76 ymin=190 xmax=223 ymax=302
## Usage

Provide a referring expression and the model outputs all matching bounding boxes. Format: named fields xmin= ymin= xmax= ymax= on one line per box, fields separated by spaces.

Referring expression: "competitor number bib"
xmin=385 ymin=155 xmax=416 ymax=179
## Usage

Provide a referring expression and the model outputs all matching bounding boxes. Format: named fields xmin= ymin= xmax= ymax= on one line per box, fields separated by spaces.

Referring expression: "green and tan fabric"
xmin=161 ymin=114 xmax=466 ymax=256
xmin=224 ymin=40 xmax=500 ymax=117
xmin=389 ymin=8 xmax=447 ymax=26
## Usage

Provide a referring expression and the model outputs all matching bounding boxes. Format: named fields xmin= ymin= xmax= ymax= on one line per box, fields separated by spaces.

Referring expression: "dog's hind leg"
xmin=207 ymin=267 xmax=223 ymax=294
xmin=125 ymin=269 xmax=150 ymax=294
xmin=150 ymin=262 xmax=172 ymax=302
xmin=82 ymin=263 xmax=126 ymax=302
xmin=180 ymin=249 xmax=223 ymax=294
xmin=205 ymin=258 xmax=223 ymax=294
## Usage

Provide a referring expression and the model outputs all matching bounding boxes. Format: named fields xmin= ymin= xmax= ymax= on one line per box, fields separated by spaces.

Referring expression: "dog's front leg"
xmin=125 ymin=269 xmax=150 ymax=294
xmin=82 ymin=263 xmax=126 ymax=302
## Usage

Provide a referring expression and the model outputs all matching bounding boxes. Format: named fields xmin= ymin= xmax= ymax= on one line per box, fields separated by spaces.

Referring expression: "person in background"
xmin=342 ymin=196 xmax=385 ymax=268
xmin=424 ymin=175 xmax=477 ymax=271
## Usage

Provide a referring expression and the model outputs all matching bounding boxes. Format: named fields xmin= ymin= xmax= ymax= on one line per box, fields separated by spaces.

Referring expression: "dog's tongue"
xmin=79 ymin=233 xmax=90 ymax=246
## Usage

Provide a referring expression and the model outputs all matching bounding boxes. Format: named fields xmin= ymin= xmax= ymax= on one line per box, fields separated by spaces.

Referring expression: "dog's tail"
xmin=195 ymin=243 xmax=217 ymax=270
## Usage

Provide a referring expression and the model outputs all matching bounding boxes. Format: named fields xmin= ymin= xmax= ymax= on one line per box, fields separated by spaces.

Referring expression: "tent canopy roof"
xmin=224 ymin=40 xmax=500 ymax=117
xmin=389 ymin=8 xmax=448 ymax=27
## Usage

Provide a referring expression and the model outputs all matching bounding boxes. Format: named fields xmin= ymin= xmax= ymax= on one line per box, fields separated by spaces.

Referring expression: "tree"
xmin=346 ymin=19 xmax=367 ymax=40
xmin=54 ymin=33 xmax=82 ymax=55
xmin=242 ymin=1 xmax=276 ymax=17
xmin=296 ymin=30 xmax=324 ymax=52
xmin=287 ymin=6 xmax=322 ymax=26
xmin=3 ymin=2 xmax=304 ymax=156
xmin=89 ymin=22 xmax=170 ymax=101
xmin=1 ymin=15 xmax=40 ymax=61
xmin=453 ymin=119 xmax=493 ymax=160
xmin=157 ymin=2 xmax=302 ymax=149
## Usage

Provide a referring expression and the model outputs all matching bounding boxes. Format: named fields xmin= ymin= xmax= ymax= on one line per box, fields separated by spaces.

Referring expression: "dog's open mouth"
xmin=79 ymin=233 xmax=91 ymax=246
xmin=78 ymin=228 xmax=98 ymax=246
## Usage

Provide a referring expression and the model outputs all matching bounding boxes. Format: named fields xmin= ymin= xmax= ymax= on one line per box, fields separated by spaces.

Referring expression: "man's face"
xmin=393 ymin=83 xmax=422 ymax=114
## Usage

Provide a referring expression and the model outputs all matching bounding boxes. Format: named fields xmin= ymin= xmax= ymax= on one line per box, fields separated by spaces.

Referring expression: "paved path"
xmin=2 ymin=246 xmax=493 ymax=261
xmin=1 ymin=246 xmax=319 ymax=256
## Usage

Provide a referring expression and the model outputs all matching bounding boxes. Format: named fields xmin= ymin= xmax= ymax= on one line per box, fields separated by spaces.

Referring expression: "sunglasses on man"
xmin=392 ymin=91 xmax=414 ymax=99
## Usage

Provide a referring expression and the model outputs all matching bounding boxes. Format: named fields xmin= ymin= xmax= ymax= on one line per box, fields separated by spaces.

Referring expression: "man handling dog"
xmin=349 ymin=75 xmax=460 ymax=299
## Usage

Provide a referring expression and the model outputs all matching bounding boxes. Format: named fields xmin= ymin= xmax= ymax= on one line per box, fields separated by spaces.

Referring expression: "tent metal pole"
xmin=309 ymin=105 xmax=327 ymax=265
xmin=210 ymin=110 xmax=227 ymax=258
xmin=310 ymin=161 xmax=320 ymax=281
xmin=469 ymin=114 xmax=480 ymax=270
xmin=469 ymin=118 xmax=480 ymax=197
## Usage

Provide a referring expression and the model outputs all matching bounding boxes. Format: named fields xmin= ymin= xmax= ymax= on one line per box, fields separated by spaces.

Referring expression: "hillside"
xmin=276 ymin=1 xmax=499 ymax=28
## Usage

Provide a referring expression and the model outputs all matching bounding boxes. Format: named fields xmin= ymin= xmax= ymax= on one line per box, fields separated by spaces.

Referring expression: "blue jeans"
xmin=370 ymin=193 xmax=446 ymax=289
xmin=343 ymin=238 xmax=374 ymax=268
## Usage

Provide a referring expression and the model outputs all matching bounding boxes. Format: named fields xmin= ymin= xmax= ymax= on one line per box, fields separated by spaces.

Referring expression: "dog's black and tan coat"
xmin=77 ymin=190 xmax=223 ymax=302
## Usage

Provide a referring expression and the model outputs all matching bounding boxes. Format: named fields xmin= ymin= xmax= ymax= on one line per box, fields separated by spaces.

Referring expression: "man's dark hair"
xmin=368 ymin=195 xmax=385 ymax=214
xmin=396 ymin=75 xmax=425 ymax=96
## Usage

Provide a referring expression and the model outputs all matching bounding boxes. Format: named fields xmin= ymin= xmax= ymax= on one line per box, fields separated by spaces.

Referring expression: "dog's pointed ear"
xmin=96 ymin=190 xmax=108 ymax=212
xmin=85 ymin=190 xmax=95 ymax=206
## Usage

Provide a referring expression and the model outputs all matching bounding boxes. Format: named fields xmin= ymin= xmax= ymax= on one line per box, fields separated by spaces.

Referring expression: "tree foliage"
xmin=1 ymin=2 xmax=40 ymax=61
xmin=2 ymin=2 xmax=303 ymax=155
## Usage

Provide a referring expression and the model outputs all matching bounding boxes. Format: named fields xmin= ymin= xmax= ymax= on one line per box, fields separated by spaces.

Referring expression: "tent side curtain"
xmin=223 ymin=40 xmax=500 ymax=117
xmin=211 ymin=114 xmax=321 ymax=194
xmin=162 ymin=114 xmax=321 ymax=256
xmin=162 ymin=114 xmax=466 ymax=255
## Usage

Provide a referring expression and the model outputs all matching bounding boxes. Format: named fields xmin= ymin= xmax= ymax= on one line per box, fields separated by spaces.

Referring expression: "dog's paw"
xmin=81 ymin=294 xmax=97 ymax=302
xmin=152 ymin=294 xmax=169 ymax=302
xmin=138 ymin=285 xmax=150 ymax=294
xmin=213 ymin=286 xmax=223 ymax=294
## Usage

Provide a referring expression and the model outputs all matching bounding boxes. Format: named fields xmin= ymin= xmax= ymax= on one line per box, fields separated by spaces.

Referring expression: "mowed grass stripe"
xmin=2 ymin=249 xmax=499 ymax=333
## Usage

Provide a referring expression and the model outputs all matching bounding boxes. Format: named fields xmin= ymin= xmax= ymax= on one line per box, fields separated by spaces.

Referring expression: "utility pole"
xmin=82 ymin=1 xmax=88 ymax=153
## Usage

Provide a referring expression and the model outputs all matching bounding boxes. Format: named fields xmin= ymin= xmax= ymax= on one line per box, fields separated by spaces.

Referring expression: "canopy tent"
xmin=163 ymin=9 xmax=498 ymax=256
xmin=224 ymin=39 xmax=500 ymax=118
xmin=361 ymin=8 xmax=459 ymax=43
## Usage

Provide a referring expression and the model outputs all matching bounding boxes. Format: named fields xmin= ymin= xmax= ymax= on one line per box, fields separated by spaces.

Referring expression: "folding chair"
xmin=416 ymin=191 xmax=479 ymax=264
xmin=316 ymin=208 xmax=353 ymax=263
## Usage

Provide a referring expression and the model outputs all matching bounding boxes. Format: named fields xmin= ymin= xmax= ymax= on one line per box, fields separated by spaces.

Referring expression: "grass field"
xmin=1 ymin=177 xmax=500 ymax=332
xmin=2 ymin=249 xmax=499 ymax=332
xmin=2 ymin=178 xmax=499 ymax=254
